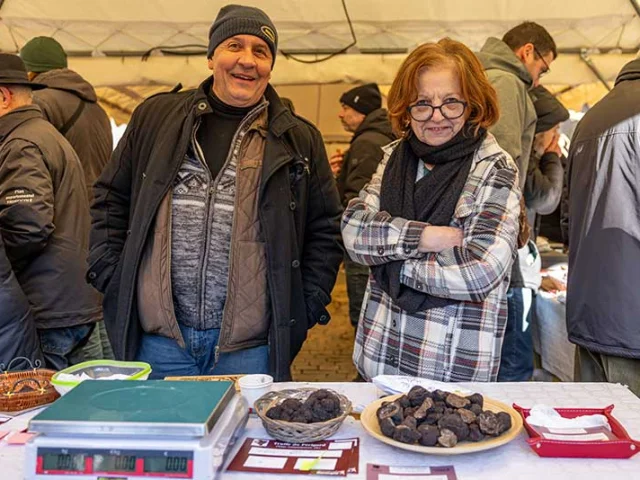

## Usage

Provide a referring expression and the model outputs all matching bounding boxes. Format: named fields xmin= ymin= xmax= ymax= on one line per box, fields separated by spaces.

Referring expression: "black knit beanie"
xmin=532 ymin=86 xmax=570 ymax=134
xmin=207 ymin=4 xmax=278 ymax=65
xmin=339 ymin=83 xmax=382 ymax=116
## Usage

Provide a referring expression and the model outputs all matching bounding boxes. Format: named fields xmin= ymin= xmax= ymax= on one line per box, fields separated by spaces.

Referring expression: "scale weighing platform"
xmin=24 ymin=380 xmax=249 ymax=480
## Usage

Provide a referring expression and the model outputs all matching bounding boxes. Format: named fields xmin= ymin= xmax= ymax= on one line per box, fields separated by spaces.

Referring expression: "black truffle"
xmin=438 ymin=428 xmax=458 ymax=448
xmin=457 ymin=408 xmax=477 ymax=424
xmin=432 ymin=390 xmax=448 ymax=402
xmin=477 ymin=411 xmax=501 ymax=436
xmin=438 ymin=413 xmax=469 ymax=441
xmin=379 ymin=417 xmax=396 ymax=438
xmin=398 ymin=395 xmax=411 ymax=409
xmin=468 ymin=423 xmax=485 ymax=442
xmin=446 ymin=393 xmax=471 ymax=409
xmin=466 ymin=393 xmax=484 ymax=408
xmin=417 ymin=424 xmax=440 ymax=447
xmin=407 ymin=386 xmax=431 ymax=407
xmin=496 ymin=412 xmax=512 ymax=434
xmin=470 ymin=403 xmax=483 ymax=416
xmin=281 ymin=398 xmax=303 ymax=412
xmin=377 ymin=401 xmax=404 ymax=424
xmin=413 ymin=398 xmax=435 ymax=422
xmin=393 ymin=424 xmax=421 ymax=444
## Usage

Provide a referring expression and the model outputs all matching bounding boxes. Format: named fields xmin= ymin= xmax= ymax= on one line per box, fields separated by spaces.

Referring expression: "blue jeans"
xmin=498 ymin=288 xmax=534 ymax=381
xmin=38 ymin=324 xmax=95 ymax=371
xmin=136 ymin=324 xmax=269 ymax=379
xmin=344 ymin=256 xmax=369 ymax=328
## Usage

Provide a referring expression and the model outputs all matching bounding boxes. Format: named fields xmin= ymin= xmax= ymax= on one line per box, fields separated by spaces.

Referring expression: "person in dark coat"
xmin=565 ymin=58 xmax=640 ymax=396
xmin=20 ymin=36 xmax=114 ymax=362
xmin=0 ymin=232 xmax=43 ymax=370
xmin=333 ymin=83 xmax=395 ymax=329
xmin=87 ymin=5 xmax=343 ymax=381
xmin=525 ymin=86 xmax=568 ymax=240
xmin=0 ymin=54 xmax=100 ymax=370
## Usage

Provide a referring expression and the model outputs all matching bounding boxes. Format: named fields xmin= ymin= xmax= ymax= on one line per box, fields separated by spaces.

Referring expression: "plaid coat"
xmin=342 ymin=133 xmax=520 ymax=382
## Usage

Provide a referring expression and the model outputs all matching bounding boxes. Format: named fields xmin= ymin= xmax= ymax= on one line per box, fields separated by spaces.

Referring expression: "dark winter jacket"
xmin=336 ymin=108 xmax=394 ymax=206
xmin=88 ymin=80 xmax=344 ymax=381
xmin=566 ymin=58 xmax=640 ymax=359
xmin=0 ymin=105 xmax=101 ymax=329
xmin=0 ymin=233 xmax=43 ymax=369
xmin=525 ymin=150 xmax=563 ymax=239
xmin=33 ymin=68 xmax=112 ymax=200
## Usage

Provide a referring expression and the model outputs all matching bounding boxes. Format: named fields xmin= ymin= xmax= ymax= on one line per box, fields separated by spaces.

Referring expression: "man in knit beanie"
xmin=332 ymin=83 xmax=394 ymax=337
xmin=20 ymin=36 xmax=114 ymax=363
xmin=88 ymin=5 xmax=343 ymax=382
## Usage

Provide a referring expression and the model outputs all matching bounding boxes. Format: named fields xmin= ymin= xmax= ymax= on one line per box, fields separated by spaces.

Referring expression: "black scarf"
xmin=371 ymin=124 xmax=487 ymax=313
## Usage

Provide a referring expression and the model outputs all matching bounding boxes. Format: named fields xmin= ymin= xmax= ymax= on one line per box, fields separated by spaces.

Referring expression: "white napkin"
xmin=526 ymin=404 xmax=610 ymax=430
xmin=371 ymin=375 xmax=473 ymax=396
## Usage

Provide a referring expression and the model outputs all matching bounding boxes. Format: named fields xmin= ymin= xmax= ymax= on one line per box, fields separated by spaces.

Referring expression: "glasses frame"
xmin=533 ymin=45 xmax=551 ymax=78
xmin=406 ymin=99 xmax=468 ymax=123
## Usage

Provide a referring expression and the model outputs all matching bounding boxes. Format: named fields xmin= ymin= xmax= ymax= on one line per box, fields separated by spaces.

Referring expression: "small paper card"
xmin=227 ymin=437 xmax=359 ymax=476
xmin=6 ymin=432 xmax=35 ymax=445
xmin=532 ymin=426 xmax=617 ymax=442
xmin=367 ymin=464 xmax=458 ymax=480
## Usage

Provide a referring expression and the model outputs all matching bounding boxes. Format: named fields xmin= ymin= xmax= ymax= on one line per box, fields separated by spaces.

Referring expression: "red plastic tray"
xmin=513 ymin=404 xmax=640 ymax=459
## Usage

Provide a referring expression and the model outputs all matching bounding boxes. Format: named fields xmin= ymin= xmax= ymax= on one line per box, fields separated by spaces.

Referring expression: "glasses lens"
xmin=442 ymin=102 xmax=465 ymax=119
xmin=410 ymin=104 xmax=433 ymax=121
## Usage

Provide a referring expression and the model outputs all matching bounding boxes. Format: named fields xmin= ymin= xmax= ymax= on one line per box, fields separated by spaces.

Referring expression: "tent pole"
xmin=629 ymin=0 xmax=640 ymax=18
xmin=580 ymin=51 xmax=612 ymax=91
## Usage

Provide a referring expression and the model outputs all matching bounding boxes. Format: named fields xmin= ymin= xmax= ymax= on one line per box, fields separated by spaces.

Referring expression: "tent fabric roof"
xmin=2 ymin=0 xmax=640 ymax=88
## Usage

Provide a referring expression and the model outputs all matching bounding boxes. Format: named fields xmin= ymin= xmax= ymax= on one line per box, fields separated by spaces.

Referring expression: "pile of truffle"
xmin=376 ymin=386 xmax=512 ymax=448
xmin=266 ymin=389 xmax=342 ymax=423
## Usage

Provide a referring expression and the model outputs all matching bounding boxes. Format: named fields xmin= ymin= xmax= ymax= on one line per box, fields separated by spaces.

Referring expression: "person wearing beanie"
xmin=0 ymin=53 xmax=100 ymax=369
xmin=498 ymin=85 xmax=569 ymax=383
xmin=332 ymin=83 xmax=394 ymax=335
xmin=20 ymin=36 xmax=114 ymax=363
xmin=88 ymin=4 xmax=343 ymax=381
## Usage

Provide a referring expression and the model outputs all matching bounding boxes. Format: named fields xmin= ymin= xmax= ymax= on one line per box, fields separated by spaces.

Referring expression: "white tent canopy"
xmin=2 ymin=0 xmax=639 ymax=88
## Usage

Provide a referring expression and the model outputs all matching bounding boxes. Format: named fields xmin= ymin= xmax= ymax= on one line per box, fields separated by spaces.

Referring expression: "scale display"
xmin=36 ymin=448 xmax=193 ymax=478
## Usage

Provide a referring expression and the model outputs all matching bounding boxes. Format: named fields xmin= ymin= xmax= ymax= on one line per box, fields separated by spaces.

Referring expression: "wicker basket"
xmin=254 ymin=388 xmax=352 ymax=443
xmin=0 ymin=358 xmax=60 ymax=413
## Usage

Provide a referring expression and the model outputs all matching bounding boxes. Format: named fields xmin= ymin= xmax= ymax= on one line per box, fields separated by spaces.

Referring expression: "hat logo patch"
xmin=354 ymin=95 xmax=360 ymax=103
xmin=261 ymin=26 xmax=276 ymax=43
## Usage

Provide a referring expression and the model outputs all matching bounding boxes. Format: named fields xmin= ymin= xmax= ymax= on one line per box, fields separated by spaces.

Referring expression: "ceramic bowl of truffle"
xmin=254 ymin=388 xmax=352 ymax=443
xmin=360 ymin=386 xmax=523 ymax=455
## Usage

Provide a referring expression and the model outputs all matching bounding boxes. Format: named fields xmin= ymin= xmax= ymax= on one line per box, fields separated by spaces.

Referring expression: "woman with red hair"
xmin=342 ymin=38 xmax=520 ymax=382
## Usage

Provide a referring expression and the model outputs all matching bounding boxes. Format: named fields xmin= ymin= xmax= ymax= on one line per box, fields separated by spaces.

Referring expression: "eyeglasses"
xmin=407 ymin=99 xmax=467 ymax=122
xmin=533 ymin=45 xmax=550 ymax=77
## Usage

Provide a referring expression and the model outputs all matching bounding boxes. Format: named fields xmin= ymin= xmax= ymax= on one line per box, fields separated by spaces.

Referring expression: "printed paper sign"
xmin=228 ymin=437 xmax=359 ymax=476
xmin=367 ymin=464 xmax=458 ymax=480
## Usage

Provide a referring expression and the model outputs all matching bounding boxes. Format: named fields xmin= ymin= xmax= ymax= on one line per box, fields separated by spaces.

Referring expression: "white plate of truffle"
xmin=360 ymin=386 xmax=523 ymax=454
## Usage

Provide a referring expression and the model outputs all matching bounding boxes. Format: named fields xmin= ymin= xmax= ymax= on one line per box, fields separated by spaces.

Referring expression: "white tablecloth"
xmin=534 ymin=292 xmax=575 ymax=382
xmin=3 ymin=382 xmax=640 ymax=480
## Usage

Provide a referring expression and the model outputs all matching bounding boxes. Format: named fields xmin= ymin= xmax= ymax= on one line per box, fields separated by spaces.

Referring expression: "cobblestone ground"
xmin=291 ymin=268 xmax=359 ymax=382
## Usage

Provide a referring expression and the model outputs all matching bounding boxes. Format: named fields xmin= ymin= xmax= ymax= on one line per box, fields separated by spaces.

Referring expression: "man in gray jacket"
xmin=477 ymin=22 xmax=557 ymax=381
xmin=566 ymin=58 xmax=640 ymax=396
xmin=20 ymin=36 xmax=114 ymax=361
xmin=0 ymin=54 xmax=100 ymax=369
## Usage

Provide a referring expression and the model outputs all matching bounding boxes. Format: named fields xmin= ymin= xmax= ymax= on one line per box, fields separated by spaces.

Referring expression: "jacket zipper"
xmin=191 ymin=118 xmax=214 ymax=329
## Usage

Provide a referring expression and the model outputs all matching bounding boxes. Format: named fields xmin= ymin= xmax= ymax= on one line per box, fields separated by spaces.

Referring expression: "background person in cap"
xmin=333 ymin=83 xmax=395 ymax=332
xmin=20 ymin=36 xmax=114 ymax=362
xmin=0 ymin=54 xmax=101 ymax=369
xmin=497 ymin=85 xmax=569 ymax=382
xmin=88 ymin=4 xmax=343 ymax=381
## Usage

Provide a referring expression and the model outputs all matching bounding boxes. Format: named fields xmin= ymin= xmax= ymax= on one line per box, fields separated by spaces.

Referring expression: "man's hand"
xmin=329 ymin=150 xmax=344 ymax=176
xmin=418 ymin=226 xmax=464 ymax=253
xmin=540 ymin=275 xmax=566 ymax=293
xmin=545 ymin=131 xmax=562 ymax=156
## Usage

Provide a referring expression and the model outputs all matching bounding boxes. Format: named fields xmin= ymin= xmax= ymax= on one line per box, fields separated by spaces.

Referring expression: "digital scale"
xmin=24 ymin=380 xmax=248 ymax=480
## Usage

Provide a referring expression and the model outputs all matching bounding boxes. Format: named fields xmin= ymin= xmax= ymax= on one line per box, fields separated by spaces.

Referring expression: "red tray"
xmin=514 ymin=404 xmax=640 ymax=459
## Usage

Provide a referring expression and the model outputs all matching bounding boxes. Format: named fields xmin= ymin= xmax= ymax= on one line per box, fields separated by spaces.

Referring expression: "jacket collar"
xmin=193 ymin=76 xmax=297 ymax=138
xmin=0 ymin=105 xmax=43 ymax=141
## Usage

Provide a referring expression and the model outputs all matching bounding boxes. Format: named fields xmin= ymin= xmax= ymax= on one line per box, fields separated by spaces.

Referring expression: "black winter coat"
xmin=88 ymin=81 xmax=344 ymax=381
xmin=566 ymin=58 xmax=640 ymax=358
xmin=0 ymin=233 xmax=43 ymax=369
xmin=336 ymin=108 xmax=394 ymax=206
